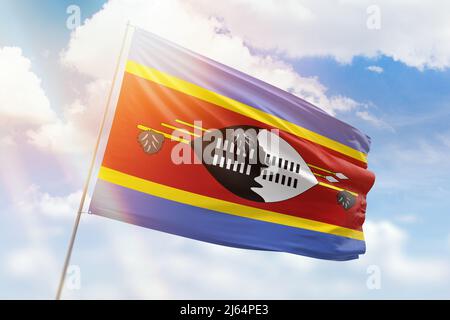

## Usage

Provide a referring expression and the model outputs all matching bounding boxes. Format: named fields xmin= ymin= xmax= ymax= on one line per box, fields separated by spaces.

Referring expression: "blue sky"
xmin=297 ymin=55 xmax=450 ymax=234
xmin=1 ymin=0 xmax=450 ymax=299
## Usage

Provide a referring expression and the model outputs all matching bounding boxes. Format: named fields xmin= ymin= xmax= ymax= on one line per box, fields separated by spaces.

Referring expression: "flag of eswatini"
xmin=89 ymin=27 xmax=375 ymax=261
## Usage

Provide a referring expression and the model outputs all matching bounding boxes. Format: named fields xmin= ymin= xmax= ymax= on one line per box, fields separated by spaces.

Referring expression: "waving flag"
xmin=89 ymin=27 xmax=375 ymax=261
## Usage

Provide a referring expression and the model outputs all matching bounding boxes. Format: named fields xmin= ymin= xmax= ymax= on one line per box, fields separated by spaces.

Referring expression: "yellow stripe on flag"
xmin=318 ymin=182 xmax=358 ymax=197
xmin=125 ymin=60 xmax=368 ymax=164
xmin=98 ymin=166 xmax=365 ymax=241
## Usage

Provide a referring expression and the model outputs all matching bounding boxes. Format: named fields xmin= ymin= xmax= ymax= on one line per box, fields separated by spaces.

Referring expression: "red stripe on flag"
xmin=101 ymin=72 xmax=374 ymax=231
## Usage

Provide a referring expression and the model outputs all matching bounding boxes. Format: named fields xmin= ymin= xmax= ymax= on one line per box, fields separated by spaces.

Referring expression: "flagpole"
xmin=55 ymin=22 xmax=134 ymax=300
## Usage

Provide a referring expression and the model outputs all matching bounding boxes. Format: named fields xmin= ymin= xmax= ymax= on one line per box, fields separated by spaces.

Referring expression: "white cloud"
xmin=190 ymin=0 xmax=450 ymax=70
xmin=359 ymin=221 xmax=449 ymax=285
xmin=0 ymin=47 xmax=55 ymax=129
xmin=0 ymin=42 xmax=107 ymax=157
xmin=60 ymin=0 xmax=365 ymax=116
xmin=0 ymin=135 xmax=15 ymax=147
xmin=437 ymin=131 xmax=450 ymax=148
xmin=94 ymin=223 xmax=352 ymax=299
xmin=32 ymin=0 xmax=399 ymax=156
xmin=394 ymin=214 xmax=419 ymax=224
xmin=328 ymin=95 xmax=361 ymax=113
xmin=27 ymin=79 xmax=109 ymax=154
xmin=356 ymin=110 xmax=392 ymax=130
xmin=367 ymin=65 xmax=384 ymax=73
xmin=65 ymin=218 xmax=449 ymax=299
xmin=0 ymin=46 xmax=98 ymax=161
xmin=6 ymin=246 xmax=58 ymax=280
xmin=369 ymin=137 xmax=450 ymax=228
xmin=8 ymin=185 xmax=82 ymax=255
xmin=370 ymin=131 xmax=450 ymax=193
xmin=380 ymin=137 xmax=450 ymax=169
xmin=15 ymin=185 xmax=82 ymax=220
xmin=0 ymin=183 xmax=83 ymax=298
xmin=26 ymin=79 xmax=110 ymax=155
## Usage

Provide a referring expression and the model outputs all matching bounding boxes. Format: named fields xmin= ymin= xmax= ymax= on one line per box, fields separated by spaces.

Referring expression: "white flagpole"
xmin=55 ymin=22 xmax=134 ymax=300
